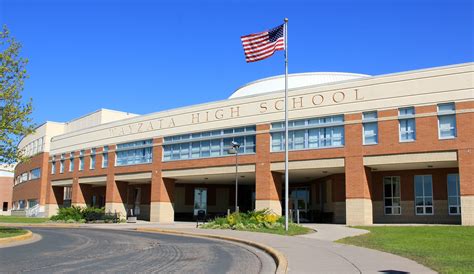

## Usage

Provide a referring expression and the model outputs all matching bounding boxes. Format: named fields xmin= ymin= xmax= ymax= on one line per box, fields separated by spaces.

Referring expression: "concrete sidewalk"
xmin=82 ymin=222 xmax=434 ymax=274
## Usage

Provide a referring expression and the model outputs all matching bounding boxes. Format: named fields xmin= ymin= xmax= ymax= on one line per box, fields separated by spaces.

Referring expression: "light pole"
xmin=228 ymin=141 xmax=240 ymax=213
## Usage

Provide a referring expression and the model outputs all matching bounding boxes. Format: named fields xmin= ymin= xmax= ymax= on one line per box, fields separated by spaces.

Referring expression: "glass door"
xmin=290 ymin=187 xmax=310 ymax=221
xmin=194 ymin=188 xmax=207 ymax=215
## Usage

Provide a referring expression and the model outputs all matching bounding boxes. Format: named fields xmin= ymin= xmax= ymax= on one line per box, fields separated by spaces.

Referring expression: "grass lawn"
xmin=0 ymin=216 xmax=49 ymax=224
xmin=337 ymin=226 xmax=474 ymax=273
xmin=0 ymin=227 xmax=28 ymax=238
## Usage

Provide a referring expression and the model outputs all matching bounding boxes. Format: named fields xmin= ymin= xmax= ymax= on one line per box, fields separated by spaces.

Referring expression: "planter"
xmin=127 ymin=216 xmax=137 ymax=223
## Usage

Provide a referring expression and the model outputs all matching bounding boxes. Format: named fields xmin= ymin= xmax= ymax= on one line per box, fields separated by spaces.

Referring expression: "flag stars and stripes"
xmin=241 ymin=24 xmax=285 ymax=63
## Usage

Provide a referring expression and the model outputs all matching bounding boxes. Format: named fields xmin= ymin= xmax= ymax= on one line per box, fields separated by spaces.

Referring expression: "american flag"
xmin=241 ymin=24 xmax=285 ymax=63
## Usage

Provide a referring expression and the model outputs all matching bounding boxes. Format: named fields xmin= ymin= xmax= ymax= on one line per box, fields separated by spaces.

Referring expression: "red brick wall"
xmin=13 ymin=152 xmax=49 ymax=206
xmin=14 ymin=101 xmax=474 ymax=219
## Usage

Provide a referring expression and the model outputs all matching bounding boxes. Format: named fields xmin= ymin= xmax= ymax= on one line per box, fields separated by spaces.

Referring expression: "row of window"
xmin=12 ymin=199 xmax=38 ymax=210
xmin=14 ymin=168 xmax=41 ymax=186
xmin=163 ymin=126 xmax=256 ymax=161
xmin=383 ymin=174 xmax=460 ymax=216
xmin=22 ymin=137 xmax=45 ymax=157
xmin=52 ymin=146 xmax=112 ymax=174
xmin=363 ymin=103 xmax=457 ymax=145
xmin=49 ymin=103 xmax=458 ymax=167
xmin=271 ymin=116 xmax=344 ymax=151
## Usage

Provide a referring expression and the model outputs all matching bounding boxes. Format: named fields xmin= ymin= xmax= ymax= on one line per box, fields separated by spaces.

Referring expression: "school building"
xmin=11 ymin=62 xmax=474 ymax=225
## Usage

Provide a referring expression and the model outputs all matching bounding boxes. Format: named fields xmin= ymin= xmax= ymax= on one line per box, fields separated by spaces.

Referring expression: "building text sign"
xmin=108 ymin=88 xmax=364 ymax=137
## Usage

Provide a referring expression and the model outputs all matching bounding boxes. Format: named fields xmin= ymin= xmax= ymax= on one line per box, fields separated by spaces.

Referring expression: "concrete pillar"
xmin=255 ymin=124 xmax=282 ymax=215
xmin=150 ymin=138 xmax=175 ymax=223
xmin=459 ymin=148 xmax=474 ymax=226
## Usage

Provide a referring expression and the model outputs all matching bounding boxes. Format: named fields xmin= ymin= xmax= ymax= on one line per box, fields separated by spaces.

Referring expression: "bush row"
xmin=50 ymin=206 xmax=118 ymax=223
xmin=201 ymin=209 xmax=285 ymax=230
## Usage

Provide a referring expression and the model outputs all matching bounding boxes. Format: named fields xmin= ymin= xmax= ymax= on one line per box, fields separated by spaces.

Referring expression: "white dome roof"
xmin=229 ymin=72 xmax=370 ymax=99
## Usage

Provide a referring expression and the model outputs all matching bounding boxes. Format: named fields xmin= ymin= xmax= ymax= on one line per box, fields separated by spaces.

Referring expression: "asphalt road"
xmin=0 ymin=228 xmax=275 ymax=274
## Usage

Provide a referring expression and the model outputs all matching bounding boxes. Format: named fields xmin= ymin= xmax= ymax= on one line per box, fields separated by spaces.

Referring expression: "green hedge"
xmin=50 ymin=206 xmax=109 ymax=223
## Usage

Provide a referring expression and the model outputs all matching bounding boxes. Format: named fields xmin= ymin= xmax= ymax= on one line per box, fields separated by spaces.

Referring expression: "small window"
xmin=399 ymin=107 xmax=416 ymax=142
xmin=438 ymin=103 xmax=456 ymax=139
xmin=363 ymin=111 xmax=378 ymax=145
xmin=90 ymin=154 xmax=96 ymax=170
xmin=51 ymin=161 xmax=56 ymax=174
xmin=69 ymin=152 xmax=74 ymax=172
xmin=30 ymin=168 xmax=41 ymax=180
xmin=102 ymin=153 xmax=108 ymax=168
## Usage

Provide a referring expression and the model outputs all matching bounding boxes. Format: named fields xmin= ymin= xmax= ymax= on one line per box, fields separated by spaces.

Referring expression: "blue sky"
xmin=1 ymin=0 xmax=473 ymax=125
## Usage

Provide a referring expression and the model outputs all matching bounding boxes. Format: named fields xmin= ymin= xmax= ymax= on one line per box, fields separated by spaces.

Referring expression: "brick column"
xmin=150 ymin=138 xmax=175 ymax=222
xmin=345 ymin=157 xmax=373 ymax=225
xmin=456 ymin=102 xmax=474 ymax=226
xmin=255 ymin=124 xmax=282 ymax=215
xmin=105 ymin=145 xmax=127 ymax=219
xmin=345 ymin=113 xmax=373 ymax=225
xmin=459 ymin=149 xmax=474 ymax=225
xmin=45 ymin=156 xmax=59 ymax=217
xmin=71 ymin=177 xmax=88 ymax=207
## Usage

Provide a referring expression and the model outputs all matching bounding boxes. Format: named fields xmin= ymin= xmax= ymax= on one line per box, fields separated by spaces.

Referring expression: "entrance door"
xmin=194 ymin=188 xmax=207 ymax=216
xmin=290 ymin=187 xmax=310 ymax=221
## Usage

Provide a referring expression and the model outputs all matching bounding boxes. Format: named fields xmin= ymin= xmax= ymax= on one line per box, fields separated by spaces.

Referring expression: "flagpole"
xmin=283 ymin=18 xmax=289 ymax=232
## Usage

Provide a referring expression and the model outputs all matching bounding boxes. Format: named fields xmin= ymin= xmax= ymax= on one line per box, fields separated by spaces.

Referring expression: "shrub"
xmin=203 ymin=208 xmax=281 ymax=230
xmin=50 ymin=206 xmax=106 ymax=223
xmin=50 ymin=206 xmax=83 ymax=222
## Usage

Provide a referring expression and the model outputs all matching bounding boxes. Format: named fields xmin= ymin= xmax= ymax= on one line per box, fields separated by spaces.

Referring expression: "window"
xmin=28 ymin=199 xmax=38 ymax=208
xmin=69 ymin=152 xmax=74 ymax=172
xmin=363 ymin=111 xmax=378 ymax=145
xmin=30 ymin=168 xmax=41 ymax=180
xmin=438 ymin=103 xmax=456 ymax=139
xmin=102 ymin=146 xmax=109 ymax=168
xmin=51 ymin=156 xmax=56 ymax=175
xmin=79 ymin=150 xmax=84 ymax=171
xmin=116 ymin=140 xmax=153 ymax=166
xmin=271 ymin=115 xmax=344 ymax=151
xmin=18 ymin=200 xmax=26 ymax=210
xmin=102 ymin=153 xmax=108 ymax=168
xmin=90 ymin=148 xmax=96 ymax=169
xmin=399 ymin=107 xmax=415 ymax=142
xmin=163 ymin=127 xmax=256 ymax=161
xmin=447 ymin=174 xmax=461 ymax=215
xmin=64 ymin=186 xmax=72 ymax=201
xmin=20 ymin=172 xmax=28 ymax=183
xmin=414 ymin=175 xmax=433 ymax=215
xmin=383 ymin=176 xmax=401 ymax=215
xmin=60 ymin=154 xmax=65 ymax=173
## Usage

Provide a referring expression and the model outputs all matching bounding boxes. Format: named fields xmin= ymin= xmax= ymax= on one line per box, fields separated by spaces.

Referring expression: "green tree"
xmin=0 ymin=25 xmax=34 ymax=164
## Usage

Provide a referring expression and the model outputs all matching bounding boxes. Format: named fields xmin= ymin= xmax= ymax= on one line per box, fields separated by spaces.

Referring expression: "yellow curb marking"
xmin=0 ymin=230 xmax=33 ymax=245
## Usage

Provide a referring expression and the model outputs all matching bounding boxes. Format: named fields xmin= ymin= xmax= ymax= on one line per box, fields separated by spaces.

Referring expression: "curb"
xmin=136 ymin=228 xmax=288 ymax=274
xmin=0 ymin=230 xmax=33 ymax=245
xmin=0 ymin=223 xmax=81 ymax=228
